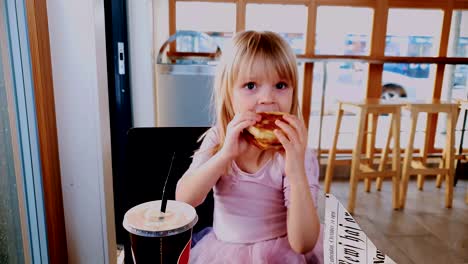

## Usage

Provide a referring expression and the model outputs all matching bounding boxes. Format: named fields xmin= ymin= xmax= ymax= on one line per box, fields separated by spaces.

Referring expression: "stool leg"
xmin=365 ymin=113 xmax=378 ymax=192
xmin=392 ymin=108 xmax=401 ymax=210
xmin=417 ymin=114 xmax=432 ymax=191
xmin=377 ymin=113 xmax=394 ymax=191
xmin=465 ymin=190 xmax=468 ymax=205
xmin=417 ymin=173 xmax=425 ymax=191
xmin=417 ymin=132 xmax=428 ymax=190
xmin=348 ymin=108 xmax=366 ymax=214
xmin=436 ymin=148 xmax=445 ymax=188
xmin=325 ymin=107 xmax=344 ymax=193
xmin=445 ymin=108 xmax=456 ymax=208
xmin=400 ymin=110 xmax=418 ymax=209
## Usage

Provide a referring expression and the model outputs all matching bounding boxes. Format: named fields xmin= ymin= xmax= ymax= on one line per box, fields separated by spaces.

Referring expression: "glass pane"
xmin=448 ymin=10 xmax=468 ymax=57
xmin=438 ymin=64 xmax=468 ymax=149
xmin=308 ymin=62 xmax=369 ymax=149
xmin=315 ymin=6 xmax=374 ymax=55
xmin=176 ymin=2 xmax=235 ymax=52
xmin=382 ymin=63 xmax=436 ymax=100
xmin=381 ymin=63 xmax=437 ymax=148
xmin=385 ymin=9 xmax=443 ymax=57
xmin=441 ymin=64 xmax=468 ymax=101
xmin=0 ymin=28 xmax=25 ymax=264
xmin=246 ymin=4 xmax=307 ymax=54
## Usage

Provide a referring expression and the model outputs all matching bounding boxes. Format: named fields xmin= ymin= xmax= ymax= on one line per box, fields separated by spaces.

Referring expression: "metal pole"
xmin=317 ymin=62 xmax=328 ymax=162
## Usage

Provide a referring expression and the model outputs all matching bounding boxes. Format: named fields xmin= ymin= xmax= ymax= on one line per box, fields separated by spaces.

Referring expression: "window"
xmin=169 ymin=1 xmax=468 ymax=152
xmin=439 ymin=63 xmax=468 ymax=149
xmin=448 ymin=10 xmax=468 ymax=58
xmin=385 ymin=9 xmax=444 ymax=57
xmin=437 ymin=11 xmax=468 ymax=149
xmin=246 ymin=4 xmax=307 ymax=54
xmin=176 ymin=2 xmax=236 ymax=52
xmin=309 ymin=62 xmax=369 ymax=149
xmin=315 ymin=6 xmax=374 ymax=55
xmin=382 ymin=63 xmax=437 ymax=100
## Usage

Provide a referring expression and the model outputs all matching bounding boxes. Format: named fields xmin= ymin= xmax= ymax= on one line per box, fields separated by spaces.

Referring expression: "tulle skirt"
xmin=189 ymin=225 xmax=323 ymax=264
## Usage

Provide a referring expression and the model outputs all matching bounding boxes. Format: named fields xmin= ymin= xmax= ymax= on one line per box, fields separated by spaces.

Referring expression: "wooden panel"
xmin=166 ymin=51 xmax=219 ymax=58
xmin=297 ymin=54 xmax=372 ymax=62
xmin=367 ymin=65 xmax=383 ymax=98
xmin=454 ymin=1 xmax=468 ymax=8
xmin=370 ymin=1 xmax=388 ymax=57
xmin=438 ymin=5 xmax=454 ymax=57
xmin=425 ymin=64 xmax=446 ymax=153
xmin=301 ymin=0 xmax=317 ymax=127
xmin=389 ymin=0 xmax=449 ymax=9
xmin=24 ymin=0 xmax=68 ymax=263
xmin=302 ymin=63 xmax=314 ymax=127
xmin=365 ymin=1 xmax=387 ymax=153
xmin=176 ymin=0 xmax=236 ymax=2
xmin=381 ymin=56 xmax=468 ymax=64
xmin=236 ymin=0 xmax=246 ymax=31
xmin=427 ymin=2 xmax=454 ymax=153
xmin=169 ymin=0 xmax=176 ymax=51
xmin=304 ymin=0 xmax=317 ymax=56
xmin=296 ymin=54 xmax=468 ymax=64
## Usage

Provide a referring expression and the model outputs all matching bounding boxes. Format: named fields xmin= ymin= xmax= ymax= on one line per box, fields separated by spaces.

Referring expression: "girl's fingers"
xmin=283 ymin=114 xmax=306 ymax=131
xmin=233 ymin=119 xmax=256 ymax=133
xmin=228 ymin=114 xmax=242 ymax=128
xmin=275 ymin=120 xmax=299 ymax=144
xmin=229 ymin=112 xmax=259 ymax=128
xmin=274 ymin=129 xmax=291 ymax=150
xmin=283 ymin=114 xmax=307 ymax=143
xmin=245 ymin=112 xmax=261 ymax=123
xmin=239 ymin=112 xmax=261 ymax=123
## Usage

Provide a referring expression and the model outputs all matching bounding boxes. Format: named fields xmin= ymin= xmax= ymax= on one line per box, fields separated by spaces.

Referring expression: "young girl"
xmin=176 ymin=31 xmax=323 ymax=264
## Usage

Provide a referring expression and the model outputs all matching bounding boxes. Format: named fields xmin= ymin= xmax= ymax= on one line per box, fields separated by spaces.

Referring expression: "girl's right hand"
xmin=219 ymin=111 xmax=261 ymax=160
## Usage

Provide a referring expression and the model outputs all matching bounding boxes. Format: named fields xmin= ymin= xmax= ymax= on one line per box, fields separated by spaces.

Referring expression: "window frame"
xmin=170 ymin=0 xmax=468 ymax=154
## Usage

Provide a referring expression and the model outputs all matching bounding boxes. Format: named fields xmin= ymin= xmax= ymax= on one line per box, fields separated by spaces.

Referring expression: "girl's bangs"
xmin=234 ymin=42 xmax=295 ymax=86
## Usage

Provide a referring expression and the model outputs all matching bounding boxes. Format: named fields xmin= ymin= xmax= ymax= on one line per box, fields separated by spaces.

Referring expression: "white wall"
xmin=127 ymin=0 xmax=169 ymax=127
xmin=46 ymin=0 xmax=116 ymax=263
xmin=127 ymin=0 xmax=156 ymax=127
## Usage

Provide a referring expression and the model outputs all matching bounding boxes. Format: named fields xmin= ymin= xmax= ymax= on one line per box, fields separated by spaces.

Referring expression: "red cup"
xmin=123 ymin=200 xmax=198 ymax=264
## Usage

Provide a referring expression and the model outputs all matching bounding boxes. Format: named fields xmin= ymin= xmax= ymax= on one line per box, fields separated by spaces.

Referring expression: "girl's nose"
xmin=258 ymin=86 xmax=274 ymax=104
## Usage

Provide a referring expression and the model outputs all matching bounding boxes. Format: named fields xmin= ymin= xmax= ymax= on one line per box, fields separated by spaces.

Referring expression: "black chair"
xmin=120 ymin=127 xmax=214 ymax=264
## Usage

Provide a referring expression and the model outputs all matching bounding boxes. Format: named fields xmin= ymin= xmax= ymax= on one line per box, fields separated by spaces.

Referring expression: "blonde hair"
xmin=207 ymin=30 xmax=300 ymax=153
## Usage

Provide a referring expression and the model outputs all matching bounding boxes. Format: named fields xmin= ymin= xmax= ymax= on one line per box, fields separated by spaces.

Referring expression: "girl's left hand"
xmin=274 ymin=114 xmax=308 ymax=183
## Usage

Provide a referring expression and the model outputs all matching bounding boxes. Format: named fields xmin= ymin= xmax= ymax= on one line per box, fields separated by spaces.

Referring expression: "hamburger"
xmin=244 ymin=112 xmax=286 ymax=150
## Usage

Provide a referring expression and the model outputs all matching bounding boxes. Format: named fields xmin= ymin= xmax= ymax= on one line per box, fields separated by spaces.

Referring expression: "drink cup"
xmin=123 ymin=200 xmax=198 ymax=264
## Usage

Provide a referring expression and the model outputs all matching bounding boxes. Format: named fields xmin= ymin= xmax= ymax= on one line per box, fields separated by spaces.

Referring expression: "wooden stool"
xmin=399 ymin=100 xmax=458 ymax=209
xmin=466 ymin=182 xmax=468 ymax=204
xmin=324 ymin=99 xmax=402 ymax=213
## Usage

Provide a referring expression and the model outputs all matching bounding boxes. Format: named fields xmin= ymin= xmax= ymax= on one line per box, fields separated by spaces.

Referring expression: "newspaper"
xmin=324 ymin=194 xmax=396 ymax=264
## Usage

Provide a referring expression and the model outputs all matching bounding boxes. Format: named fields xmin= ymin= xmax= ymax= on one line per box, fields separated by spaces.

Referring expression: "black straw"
xmin=160 ymin=152 xmax=175 ymax=214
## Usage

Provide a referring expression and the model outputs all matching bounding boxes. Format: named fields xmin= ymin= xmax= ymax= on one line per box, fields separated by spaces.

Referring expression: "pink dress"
xmin=179 ymin=127 xmax=324 ymax=264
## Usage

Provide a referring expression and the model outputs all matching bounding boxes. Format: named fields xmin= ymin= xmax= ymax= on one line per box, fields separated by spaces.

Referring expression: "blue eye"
xmin=245 ymin=82 xmax=256 ymax=90
xmin=276 ymin=82 xmax=288 ymax=89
